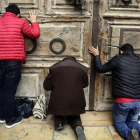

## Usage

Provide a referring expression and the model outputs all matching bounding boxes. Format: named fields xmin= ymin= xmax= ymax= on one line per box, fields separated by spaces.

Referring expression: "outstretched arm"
xmin=88 ymin=46 xmax=118 ymax=73
xmin=21 ymin=10 xmax=40 ymax=39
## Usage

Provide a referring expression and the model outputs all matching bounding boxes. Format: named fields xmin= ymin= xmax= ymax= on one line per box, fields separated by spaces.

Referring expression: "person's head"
xmin=5 ymin=4 xmax=20 ymax=17
xmin=119 ymin=44 xmax=134 ymax=54
xmin=63 ymin=56 xmax=76 ymax=61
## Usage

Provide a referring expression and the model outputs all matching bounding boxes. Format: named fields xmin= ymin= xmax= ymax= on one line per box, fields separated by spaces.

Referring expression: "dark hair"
xmin=6 ymin=4 xmax=20 ymax=15
xmin=63 ymin=56 xmax=76 ymax=61
xmin=68 ymin=56 xmax=76 ymax=61
xmin=120 ymin=44 xmax=134 ymax=53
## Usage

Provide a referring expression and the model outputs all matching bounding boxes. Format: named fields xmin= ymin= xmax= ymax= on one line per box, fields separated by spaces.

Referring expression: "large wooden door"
xmin=1 ymin=0 xmax=140 ymax=111
xmin=94 ymin=0 xmax=140 ymax=110
xmin=0 ymin=0 xmax=94 ymax=110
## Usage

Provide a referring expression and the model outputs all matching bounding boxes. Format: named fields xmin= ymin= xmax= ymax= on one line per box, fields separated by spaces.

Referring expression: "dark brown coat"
xmin=43 ymin=58 xmax=88 ymax=116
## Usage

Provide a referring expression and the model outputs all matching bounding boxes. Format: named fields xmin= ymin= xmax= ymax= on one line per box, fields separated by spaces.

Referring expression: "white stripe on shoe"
xmin=0 ymin=120 xmax=6 ymax=123
xmin=5 ymin=117 xmax=23 ymax=129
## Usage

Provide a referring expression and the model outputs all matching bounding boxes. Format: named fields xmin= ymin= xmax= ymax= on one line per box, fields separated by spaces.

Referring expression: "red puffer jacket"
xmin=0 ymin=12 xmax=40 ymax=62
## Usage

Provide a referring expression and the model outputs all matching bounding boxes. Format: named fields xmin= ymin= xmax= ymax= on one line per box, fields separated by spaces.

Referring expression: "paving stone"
xmin=53 ymin=125 xmax=77 ymax=140
xmin=81 ymin=111 xmax=113 ymax=126
xmin=109 ymin=126 xmax=125 ymax=140
xmin=0 ymin=123 xmax=53 ymax=140
xmin=0 ymin=112 xmax=126 ymax=140
xmin=24 ymin=116 xmax=46 ymax=124
xmin=0 ymin=123 xmax=4 ymax=128
xmin=23 ymin=115 xmax=54 ymax=125
xmin=84 ymin=126 xmax=113 ymax=140
xmin=53 ymin=125 xmax=113 ymax=140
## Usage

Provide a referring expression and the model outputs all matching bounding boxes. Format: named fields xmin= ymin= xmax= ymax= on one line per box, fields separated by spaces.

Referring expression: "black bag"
xmin=14 ymin=98 xmax=35 ymax=118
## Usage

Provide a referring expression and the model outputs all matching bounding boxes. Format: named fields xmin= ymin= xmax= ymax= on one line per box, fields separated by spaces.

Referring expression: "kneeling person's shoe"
xmin=130 ymin=129 xmax=140 ymax=140
xmin=75 ymin=126 xmax=86 ymax=140
xmin=6 ymin=116 xmax=23 ymax=129
xmin=0 ymin=117 xmax=6 ymax=123
xmin=55 ymin=123 xmax=64 ymax=131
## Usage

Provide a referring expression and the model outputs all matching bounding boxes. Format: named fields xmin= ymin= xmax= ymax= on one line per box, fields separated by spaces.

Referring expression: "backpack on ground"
xmin=32 ymin=94 xmax=47 ymax=121
xmin=14 ymin=97 xmax=34 ymax=118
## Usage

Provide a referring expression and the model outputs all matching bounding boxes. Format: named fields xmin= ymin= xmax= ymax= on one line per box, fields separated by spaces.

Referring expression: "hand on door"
xmin=88 ymin=46 xmax=99 ymax=56
xmin=26 ymin=10 xmax=38 ymax=23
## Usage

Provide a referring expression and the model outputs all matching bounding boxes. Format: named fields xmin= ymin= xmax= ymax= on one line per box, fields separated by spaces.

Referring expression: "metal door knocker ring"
xmin=49 ymin=38 xmax=66 ymax=55
xmin=25 ymin=39 xmax=37 ymax=54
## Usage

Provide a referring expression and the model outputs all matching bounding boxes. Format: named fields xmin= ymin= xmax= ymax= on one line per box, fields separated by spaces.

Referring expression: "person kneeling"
xmin=43 ymin=57 xmax=88 ymax=140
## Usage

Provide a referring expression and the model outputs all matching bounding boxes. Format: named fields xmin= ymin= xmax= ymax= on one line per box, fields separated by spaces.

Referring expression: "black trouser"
xmin=0 ymin=60 xmax=21 ymax=122
xmin=55 ymin=115 xmax=82 ymax=129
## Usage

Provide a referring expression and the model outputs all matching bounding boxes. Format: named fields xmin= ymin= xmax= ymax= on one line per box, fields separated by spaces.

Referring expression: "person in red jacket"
xmin=0 ymin=4 xmax=40 ymax=128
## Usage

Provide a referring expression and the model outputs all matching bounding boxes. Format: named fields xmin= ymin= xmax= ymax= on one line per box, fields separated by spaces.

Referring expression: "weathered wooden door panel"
xmin=31 ymin=23 xmax=84 ymax=57
xmin=94 ymin=0 xmax=140 ymax=110
xmin=16 ymin=68 xmax=46 ymax=98
xmin=0 ymin=0 xmax=92 ymax=110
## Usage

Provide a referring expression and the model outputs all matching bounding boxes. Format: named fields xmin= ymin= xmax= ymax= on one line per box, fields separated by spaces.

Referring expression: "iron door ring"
xmin=26 ymin=39 xmax=37 ymax=54
xmin=49 ymin=38 xmax=66 ymax=54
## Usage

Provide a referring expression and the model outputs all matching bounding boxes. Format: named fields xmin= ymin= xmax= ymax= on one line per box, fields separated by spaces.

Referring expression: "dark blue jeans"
xmin=113 ymin=100 xmax=140 ymax=140
xmin=0 ymin=60 xmax=21 ymax=122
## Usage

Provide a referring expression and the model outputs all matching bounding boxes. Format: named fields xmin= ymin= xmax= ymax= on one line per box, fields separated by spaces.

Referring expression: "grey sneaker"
xmin=6 ymin=116 xmax=23 ymax=129
xmin=130 ymin=129 xmax=140 ymax=140
xmin=0 ymin=117 xmax=5 ymax=123
xmin=75 ymin=126 xmax=86 ymax=140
